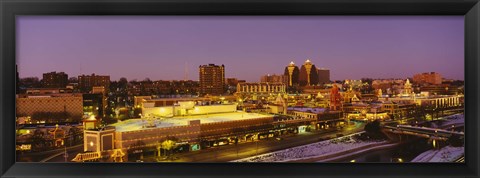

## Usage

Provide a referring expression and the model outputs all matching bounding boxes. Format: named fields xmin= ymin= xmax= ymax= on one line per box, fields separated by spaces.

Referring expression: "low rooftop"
xmin=110 ymin=111 xmax=273 ymax=132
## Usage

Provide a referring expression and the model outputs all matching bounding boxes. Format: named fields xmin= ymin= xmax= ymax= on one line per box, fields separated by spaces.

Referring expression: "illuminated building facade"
xmin=401 ymin=79 xmax=413 ymax=96
xmin=83 ymin=93 xmax=105 ymax=118
xmin=420 ymin=84 xmax=461 ymax=95
xmin=299 ymin=59 xmax=319 ymax=86
xmin=128 ymin=80 xmax=200 ymax=96
xmin=25 ymin=88 xmax=72 ymax=95
xmin=80 ymin=105 xmax=346 ymax=162
xmin=329 ymin=84 xmax=342 ymax=111
xmin=16 ymin=93 xmax=84 ymax=121
xmin=199 ymin=64 xmax=225 ymax=95
xmin=380 ymin=95 xmax=463 ymax=108
xmin=260 ymin=74 xmax=288 ymax=84
xmin=236 ymin=82 xmax=286 ymax=94
xmin=283 ymin=61 xmax=300 ymax=87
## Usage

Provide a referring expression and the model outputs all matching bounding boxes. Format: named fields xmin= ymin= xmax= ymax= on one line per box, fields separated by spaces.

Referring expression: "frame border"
xmin=1 ymin=0 xmax=479 ymax=177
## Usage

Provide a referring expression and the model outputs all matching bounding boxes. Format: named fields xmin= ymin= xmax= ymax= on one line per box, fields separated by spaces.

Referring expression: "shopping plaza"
xmin=78 ymin=97 xmax=344 ymax=162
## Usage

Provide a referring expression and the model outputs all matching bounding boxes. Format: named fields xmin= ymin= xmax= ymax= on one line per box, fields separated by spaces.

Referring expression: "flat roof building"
xmin=16 ymin=93 xmax=84 ymax=123
xmin=199 ymin=64 xmax=225 ymax=96
xmin=413 ymin=72 xmax=442 ymax=85
xmin=42 ymin=71 xmax=68 ymax=88
xmin=78 ymin=73 xmax=110 ymax=93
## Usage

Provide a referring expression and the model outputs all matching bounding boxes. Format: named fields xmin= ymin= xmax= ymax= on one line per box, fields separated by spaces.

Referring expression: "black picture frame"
xmin=1 ymin=0 xmax=479 ymax=177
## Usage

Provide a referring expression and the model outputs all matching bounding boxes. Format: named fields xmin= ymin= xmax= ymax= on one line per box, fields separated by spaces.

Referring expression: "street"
xmin=143 ymin=121 xmax=365 ymax=162
xmin=16 ymin=144 xmax=84 ymax=162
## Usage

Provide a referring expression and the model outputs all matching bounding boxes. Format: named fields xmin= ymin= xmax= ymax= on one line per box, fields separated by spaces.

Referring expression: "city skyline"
xmin=17 ymin=16 xmax=464 ymax=81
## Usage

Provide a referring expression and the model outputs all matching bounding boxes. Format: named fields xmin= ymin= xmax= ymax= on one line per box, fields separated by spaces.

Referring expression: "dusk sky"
xmin=17 ymin=16 xmax=464 ymax=82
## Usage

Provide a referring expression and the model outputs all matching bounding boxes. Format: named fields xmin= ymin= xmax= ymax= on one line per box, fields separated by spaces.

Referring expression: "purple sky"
xmin=17 ymin=16 xmax=464 ymax=82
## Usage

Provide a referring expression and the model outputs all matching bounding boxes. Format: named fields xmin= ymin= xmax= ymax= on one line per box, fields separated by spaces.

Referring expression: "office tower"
xmin=299 ymin=59 xmax=319 ymax=86
xmin=199 ymin=64 xmax=225 ymax=95
xmin=283 ymin=61 xmax=300 ymax=87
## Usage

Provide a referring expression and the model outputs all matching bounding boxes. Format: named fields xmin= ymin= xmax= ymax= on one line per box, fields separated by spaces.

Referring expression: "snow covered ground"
xmin=288 ymin=107 xmax=326 ymax=114
xmin=232 ymin=132 xmax=387 ymax=162
xmin=410 ymin=114 xmax=464 ymax=163
xmin=411 ymin=146 xmax=464 ymax=162
xmin=441 ymin=114 xmax=465 ymax=127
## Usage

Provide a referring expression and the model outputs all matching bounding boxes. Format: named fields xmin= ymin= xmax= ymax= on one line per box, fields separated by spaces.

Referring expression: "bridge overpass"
xmin=383 ymin=125 xmax=464 ymax=141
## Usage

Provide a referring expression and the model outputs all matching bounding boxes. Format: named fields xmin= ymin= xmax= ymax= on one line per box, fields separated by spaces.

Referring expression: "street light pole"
xmin=255 ymin=140 xmax=258 ymax=156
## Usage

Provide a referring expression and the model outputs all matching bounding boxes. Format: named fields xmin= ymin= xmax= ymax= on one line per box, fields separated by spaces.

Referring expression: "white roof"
xmin=111 ymin=111 xmax=273 ymax=132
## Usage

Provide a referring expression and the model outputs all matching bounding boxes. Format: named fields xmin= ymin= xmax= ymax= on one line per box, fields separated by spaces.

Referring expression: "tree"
xmin=413 ymin=105 xmax=427 ymax=120
xmin=447 ymin=134 xmax=464 ymax=147
xmin=161 ymin=139 xmax=176 ymax=157
xmin=68 ymin=77 xmax=78 ymax=83
xmin=30 ymin=129 xmax=46 ymax=151
xmin=364 ymin=120 xmax=385 ymax=139
xmin=119 ymin=77 xmax=128 ymax=85
xmin=19 ymin=77 xmax=42 ymax=89
xmin=68 ymin=126 xmax=82 ymax=146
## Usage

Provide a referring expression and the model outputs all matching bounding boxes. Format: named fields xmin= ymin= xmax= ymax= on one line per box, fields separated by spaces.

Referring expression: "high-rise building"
xmin=413 ymin=72 xmax=442 ymax=85
xmin=283 ymin=61 xmax=300 ymax=87
xmin=78 ymin=73 xmax=110 ymax=93
xmin=260 ymin=74 xmax=288 ymax=84
xmin=317 ymin=68 xmax=330 ymax=85
xmin=199 ymin=64 xmax=225 ymax=95
xmin=299 ymin=59 xmax=319 ymax=86
xmin=42 ymin=71 xmax=68 ymax=88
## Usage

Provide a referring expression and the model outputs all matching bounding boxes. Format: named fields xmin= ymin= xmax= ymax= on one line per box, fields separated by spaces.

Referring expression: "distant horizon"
xmin=17 ymin=16 xmax=464 ymax=82
xmin=17 ymin=70 xmax=464 ymax=82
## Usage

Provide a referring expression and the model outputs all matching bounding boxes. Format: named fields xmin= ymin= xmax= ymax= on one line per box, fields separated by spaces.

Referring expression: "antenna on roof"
xmin=184 ymin=61 xmax=188 ymax=81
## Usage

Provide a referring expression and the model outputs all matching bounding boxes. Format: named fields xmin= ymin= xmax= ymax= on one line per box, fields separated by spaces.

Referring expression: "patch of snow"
xmin=441 ymin=114 xmax=465 ymax=126
xmin=232 ymin=132 xmax=387 ymax=162
xmin=411 ymin=146 xmax=464 ymax=162
xmin=288 ymin=107 xmax=325 ymax=114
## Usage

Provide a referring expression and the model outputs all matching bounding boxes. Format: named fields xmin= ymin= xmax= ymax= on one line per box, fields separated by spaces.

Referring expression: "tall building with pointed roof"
xmin=283 ymin=61 xmax=300 ymax=87
xmin=403 ymin=79 xmax=413 ymax=95
xmin=299 ymin=59 xmax=319 ymax=86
